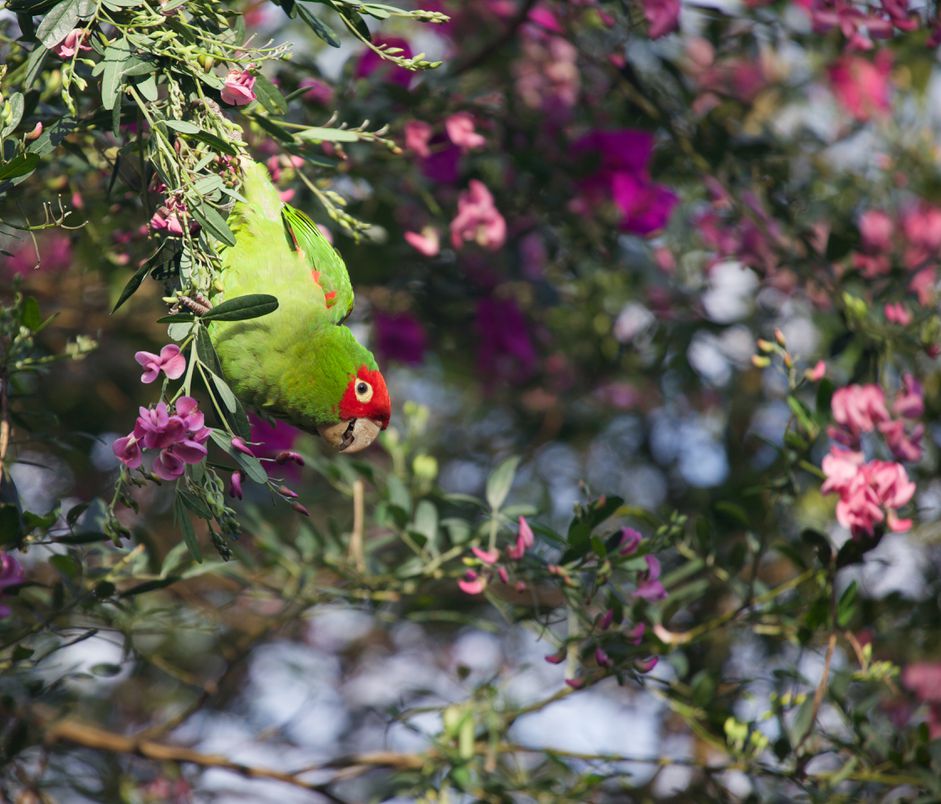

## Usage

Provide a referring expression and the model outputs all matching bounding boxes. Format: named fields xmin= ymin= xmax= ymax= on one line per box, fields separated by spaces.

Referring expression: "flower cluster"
xmin=822 ymin=379 xmax=922 ymax=537
xmin=135 ymin=344 xmax=186 ymax=384
xmin=150 ymin=192 xmax=194 ymax=236
xmin=113 ymin=398 xmax=210 ymax=481
xmin=798 ymin=0 xmax=920 ymax=51
xmin=0 ymin=552 xmax=24 ymax=618
xmin=450 ymin=180 xmax=506 ymax=251
xmin=457 ymin=516 xmax=535 ymax=595
xmin=852 ymin=202 xmax=941 ymax=306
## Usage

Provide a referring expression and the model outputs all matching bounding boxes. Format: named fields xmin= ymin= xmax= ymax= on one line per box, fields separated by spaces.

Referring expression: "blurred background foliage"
xmin=2 ymin=0 xmax=941 ymax=801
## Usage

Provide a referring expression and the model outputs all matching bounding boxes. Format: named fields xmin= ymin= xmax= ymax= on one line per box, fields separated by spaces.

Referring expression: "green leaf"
xmin=190 ymin=203 xmax=236 ymax=246
xmin=193 ymin=173 xmax=224 ymax=196
xmin=163 ymin=119 xmax=200 ymax=134
xmin=0 ymin=504 xmax=24 ymax=545
xmin=485 ymin=456 xmax=519 ymax=511
xmin=174 ymin=496 xmax=202 ymax=562
xmin=136 ymin=73 xmax=158 ymax=102
xmin=179 ymin=128 xmax=240 ymax=156
xmin=100 ymin=39 xmax=131 ymax=111
xmin=0 ymin=154 xmax=40 ymax=182
xmin=50 ymin=553 xmax=81 ymax=579
xmin=252 ymin=73 xmax=288 ymax=115
xmin=296 ymin=2 xmax=341 ymax=46
xmin=27 ymin=116 xmax=78 ymax=156
xmin=24 ymin=46 xmax=49 ymax=90
xmin=90 ymin=663 xmax=122 ymax=677
xmin=296 ymin=126 xmax=361 ymax=143
xmin=202 ymin=294 xmax=279 ymax=322
xmin=20 ymin=296 xmax=42 ymax=331
xmin=111 ymin=261 xmax=152 ymax=313
xmin=157 ymin=313 xmax=196 ymax=324
xmin=36 ymin=0 xmax=80 ymax=49
xmin=837 ymin=580 xmax=858 ymax=628
xmin=1 ymin=93 xmax=25 ymax=139
xmin=207 ymin=370 xmax=237 ymax=413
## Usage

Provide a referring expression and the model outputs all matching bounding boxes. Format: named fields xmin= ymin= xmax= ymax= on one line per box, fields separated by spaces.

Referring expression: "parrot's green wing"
xmin=281 ymin=204 xmax=354 ymax=325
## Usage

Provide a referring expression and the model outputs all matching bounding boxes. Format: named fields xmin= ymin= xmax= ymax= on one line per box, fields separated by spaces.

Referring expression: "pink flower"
xmin=514 ymin=35 xmax=580 ymax=122
xmin=135 ymin=402 xmax=185 ymax=450
xmin=595 ymin=647 xmax=612 ymax=667
xmin=458 ymin=570 xmax=487 ymax=595
xmin=544 ymin=651 xmax=565 ymax=664
xmin=53 ymin=29 xmax=91 ymax=58
xmin=643 ymin=0 xmax=680 ymax=38
xmin=893 ymin=374 xmax=924 ymax=419
xmin=827 ymin=51 xmax=892 ymax=122
xmin=636 ymin=656 xmax=660 ymax=673
xmin=230 ymin=436 xmax=255 ymax=457
xmin=879 ymin=419 xmax=923 ymax=463
xmin=221 ymin=68 xmax=256 ymax=106
xmin=627 ymin=623 xmax=646 ymax=645
xmin=404 ymin=228 xmax=441 ymax=257
xmin=450 ymin=180 xmax=506 ymax=251
xmin=807 ymin=360 xmax=827 ymax=382
xmin=445 ymin=112 xmax=486 ymax=151
xmin=404 ymin=120 xmax=433 ymax=158
xmin=859 ymin=210 xmax=894 ymax=251
xmin=153 ymin=449 xmax=186 ymax=481
xmin=112 ymin=433 xmax=143 ymax=470
xmin=507 ymin=516 xmax=535 ymax=560
xmin=884 ymin=302 xmax=912 ymax=326
xmin=0 ymin=552 xmax=24 ymax=619
xmin=150 ymin=195 xmax=192 ymax=236
xmin=471 ymin=546 xmax=500 ymax=565
xmin=134 ymin=344 xmax=186 ymax=384
xmin=821 ymin=448 xmax=865 ymax=496
xmin=830 ymin=384 xmax=890 ymax=442
xmin=299 ymin=77 xmax=333 ymax=105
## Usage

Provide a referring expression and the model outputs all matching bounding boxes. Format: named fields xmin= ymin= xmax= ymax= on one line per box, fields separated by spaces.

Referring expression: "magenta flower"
xmin=374 ymin=311 xmax=427 ymax=366
xmin=594 ymin=647 xmax=612 ymax=667
xmin=627 ymin=623 xmax=646 ymax=645
xmin=497 ymin=566 xmax=509 ymax=584
xmin=135 ymin=344 xmax=186 ymax=384
xmin=0 ymin=551 xmax=24 ymax=619
xmin=573 ymin=130 xmax=677 ymax=236
xmin=636 ymin=656 xmax=659 ymax=673
xmin=229 ymin=470 xmax=244 ymax=499
xmin=114 ymin=398 xmax=210 ymax=479
xmin=230 ymin=436 xmax=256 ymax=457
xmin=450 ymin=181 xmax=506 ymax=251
xmin=619 ymin=527 xmax=642 ymax=556
xmin=249 ymin=414 xmax=300 ymax=478
xmin=355 ymin=36 xmax=414 ymax=88
xmin=893 ymin=374 xmax=924 ymax=420
xmin=153 ymin=449 xmax=186 ymax=481
xmin=150 ymin=195 xmax=193 ymax=236
xmin=635 ymin=554 xmax=667 ymax=601
xmin=643 ymin=0 xmax=680 ymax=38
xmin=299 ymin=77 xmax=333 ymax=105
xmin=475 ymin=297 xmax=538 ymax=384
xmin=458 ymin=570 xmax=487 ymax=595
xmin=404 ymin=120 xmax=433 ymax=158
xmin=135 ymin=402 xmax=185 ymax=450
xmin=445 ymin=112 xmax=486 ymax=152
xmin=221 ymin=68 xmax=257 ymax=106
xmin=53 ymin=29 xmax=91 ymax=58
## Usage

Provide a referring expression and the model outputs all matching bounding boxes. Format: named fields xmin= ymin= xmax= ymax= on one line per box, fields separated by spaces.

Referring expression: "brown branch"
xmin=349 ymin=478 xmax=365 ymax=573
xmin=33 ymin=706 xmax=348 ymax=802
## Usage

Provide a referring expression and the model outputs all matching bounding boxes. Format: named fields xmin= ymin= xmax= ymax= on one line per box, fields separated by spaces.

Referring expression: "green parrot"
xmin=209 ymin=159 xmax=391 ymax=453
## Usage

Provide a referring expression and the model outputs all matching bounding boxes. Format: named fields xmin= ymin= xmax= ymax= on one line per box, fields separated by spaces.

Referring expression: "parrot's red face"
xmin=318 ymin=366 xmax=391 ymax=453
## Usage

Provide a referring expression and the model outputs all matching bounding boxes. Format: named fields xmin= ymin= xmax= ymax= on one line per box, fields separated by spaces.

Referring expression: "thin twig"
xmin=349 ymin=478 xmax=365 ymax=573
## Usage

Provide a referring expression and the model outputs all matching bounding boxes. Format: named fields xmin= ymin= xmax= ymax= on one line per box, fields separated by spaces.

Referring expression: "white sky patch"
xmin=702 ymin=261 xmax=759 ymax=323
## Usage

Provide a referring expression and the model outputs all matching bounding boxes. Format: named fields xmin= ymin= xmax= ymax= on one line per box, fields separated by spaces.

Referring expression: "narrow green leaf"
xmin=136 ymin=73 xmax=158 ymax=102
xmin=111 ymin=260 xmax=151 ymax=313
xmin=180 ymin=129 xmax=240 ymax=155
xmin=163 ymin=119 xmax=199 ymax=134
xmin=24 ymin=46 xmax=49 ymax=90
xmin=296 ymin=126 xmax=361 ymax=143
xmin=252 ymin=73 xmax=288 ymax=115
xmin=202 ymin=294 xmax=279 ymax=322
xmin=174 ymin=496 xmax=202 ymax=562
xmin=101 ymin=39 xmax=131 ymax=111
xmin=486 ymin=456 xmax=519 ymax=511
xmin=20 ymin=297 xmax=42 ymax=331
xmin=36 ymin=0 xmax=80 ymax=48
xmin=208 ymin=370 xmax=237 ymax=413
xmin=190 ymin=203 xmax=236 ymax=246
xmin=296 ymin=2 xmax=341 ymax=46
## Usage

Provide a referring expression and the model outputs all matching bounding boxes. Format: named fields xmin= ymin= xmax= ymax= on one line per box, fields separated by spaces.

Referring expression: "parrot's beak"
xmin=317 ymin=418 xmax=383 ymax=453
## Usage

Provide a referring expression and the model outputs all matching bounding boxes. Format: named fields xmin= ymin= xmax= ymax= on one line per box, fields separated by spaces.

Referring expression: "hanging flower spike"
xmin=135 ymin=344 xmax=186 ymax=384
xmin=221 ymin=68 xmax=257 ymax=106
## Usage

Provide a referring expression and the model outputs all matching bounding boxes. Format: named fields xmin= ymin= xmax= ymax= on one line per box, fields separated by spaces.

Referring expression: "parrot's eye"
xmin=355 ymin=380 xmax=373 ymax=403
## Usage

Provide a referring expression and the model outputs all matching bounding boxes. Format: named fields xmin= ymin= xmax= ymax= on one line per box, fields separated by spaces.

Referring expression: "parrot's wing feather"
xmin=281 ymin=205 xmax=354 ymax=325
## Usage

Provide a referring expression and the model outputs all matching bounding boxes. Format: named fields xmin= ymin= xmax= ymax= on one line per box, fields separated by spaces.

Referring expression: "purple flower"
xmin=229 ymin=470 xmax=243 ymax=499
xmin=153 ymin=448 xmax=186 ymax=481
xmin=135 ymin=344 xmax=186 ymax=384
xmin=643 ymin=0 xmax=680 ymax=38
xmin=374 ymin=312 xmax=427 ymax=366
xmin=619 ymin=527 xmax=642 ymax=556
xmin=355 ymin=36 xmax=414 ymax=88
xmin=230 ymin=436 xmax=255 ymax=457
xmin=573 ymin=129 xmax=677 ymax=236
xmin=475 ymin=298 xmax=538 ymax=385
xmin=0 ymin=552 xmax=24 ymax=590
xmin=113 ymin=433 xmax=143 ymax=469
xmin=635 ymin=554 xmax=667 ymax=601
xmin=134 ymin=402 xmax=185 ymax=450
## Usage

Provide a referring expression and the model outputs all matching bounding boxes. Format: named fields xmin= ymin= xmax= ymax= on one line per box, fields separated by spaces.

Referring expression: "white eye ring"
xmin=355 ymin=380 xmax=373 ymax=403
